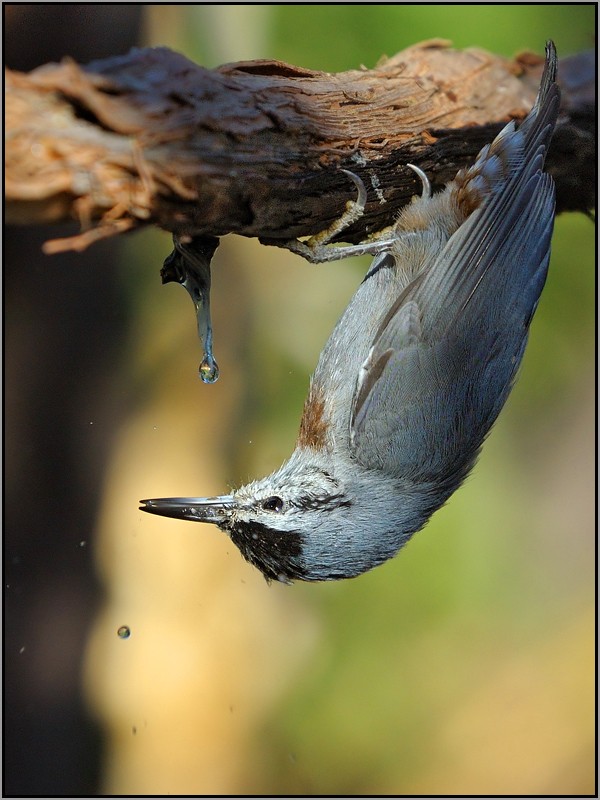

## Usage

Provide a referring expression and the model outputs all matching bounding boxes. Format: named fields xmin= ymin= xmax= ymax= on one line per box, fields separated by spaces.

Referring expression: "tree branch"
xmin=5 ymin=40 xmax=595 ymax=255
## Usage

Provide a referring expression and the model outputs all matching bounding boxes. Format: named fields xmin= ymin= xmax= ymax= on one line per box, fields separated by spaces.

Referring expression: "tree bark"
xmin=5 ymin=40 xmax=595 ymax=255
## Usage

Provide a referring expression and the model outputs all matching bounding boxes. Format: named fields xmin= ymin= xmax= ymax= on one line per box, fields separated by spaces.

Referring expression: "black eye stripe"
xmin=292 ymin=493 xmax=352 ymax=511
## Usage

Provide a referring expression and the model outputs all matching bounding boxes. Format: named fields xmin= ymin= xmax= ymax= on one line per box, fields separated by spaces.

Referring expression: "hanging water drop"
xmin=199 ymin=354 xmax=220 ymax=383
xmin=161 ymin=235 xmax=221 ymax=382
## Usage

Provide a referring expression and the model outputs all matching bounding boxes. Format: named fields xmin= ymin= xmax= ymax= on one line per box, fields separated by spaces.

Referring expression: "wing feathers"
xmin=350 ymin=44 xmax=559 ymax=481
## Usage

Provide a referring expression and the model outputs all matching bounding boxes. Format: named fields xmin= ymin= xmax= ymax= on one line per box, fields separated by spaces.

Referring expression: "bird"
xmin=141 ymin=42 xmax=560 ymax=584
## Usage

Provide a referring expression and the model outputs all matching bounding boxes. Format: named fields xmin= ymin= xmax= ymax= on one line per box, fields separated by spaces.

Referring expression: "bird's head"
xmin=140 ymin=449 xmax=408 ymax=582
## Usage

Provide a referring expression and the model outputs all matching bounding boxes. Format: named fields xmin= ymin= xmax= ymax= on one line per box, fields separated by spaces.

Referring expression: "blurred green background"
xmin=5 ymin=4 xmax=595 ymax=796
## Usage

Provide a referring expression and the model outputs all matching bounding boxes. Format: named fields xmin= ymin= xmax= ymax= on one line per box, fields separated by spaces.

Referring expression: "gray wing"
xmin=350 ymin=169 xmax=556 ymax=486
xmin=350 ymin=44 xmax=558 ymax=486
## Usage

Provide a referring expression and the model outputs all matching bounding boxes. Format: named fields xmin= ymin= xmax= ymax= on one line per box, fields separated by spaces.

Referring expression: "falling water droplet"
xmin=199 ymin=355 xmax=219 ymax=383
xmin=117 ymin=625 xmax=131 ymax=639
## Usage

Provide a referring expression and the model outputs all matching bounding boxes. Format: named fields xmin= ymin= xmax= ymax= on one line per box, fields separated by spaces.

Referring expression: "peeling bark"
xmin=4 ymin=41 xmax=595 ymax=254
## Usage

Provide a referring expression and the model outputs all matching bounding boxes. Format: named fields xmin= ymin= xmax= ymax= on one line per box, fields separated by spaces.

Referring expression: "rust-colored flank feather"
xmin=297 ymin=385 xmax=329 ymax=450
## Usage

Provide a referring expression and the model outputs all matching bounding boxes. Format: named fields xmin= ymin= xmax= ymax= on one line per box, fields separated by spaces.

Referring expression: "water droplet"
xmin=117 ymin=625 xmax=131 ymax=639
xmin=166 ymin=234 xmax=221 ymax=383
xmin=79 ymin=540 xmax=86 ymax=548
xmin=199 ymin=355 xmax=219 ymax=383
xmin=19 ymin=646 xmax=26 ymax=654
xmin=132 ymin=726 xmax=137 ymax=735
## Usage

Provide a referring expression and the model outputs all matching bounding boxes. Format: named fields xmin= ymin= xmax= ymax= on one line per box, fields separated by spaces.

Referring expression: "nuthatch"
xmin=141 ymin=42 xmax=560 ymax=583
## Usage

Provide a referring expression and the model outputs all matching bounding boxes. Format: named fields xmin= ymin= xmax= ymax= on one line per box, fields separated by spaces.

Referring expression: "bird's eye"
xmin=261 ymin=496 xmax=284 ymax=512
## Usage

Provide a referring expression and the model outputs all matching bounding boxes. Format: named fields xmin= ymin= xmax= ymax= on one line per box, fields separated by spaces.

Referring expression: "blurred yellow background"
xmin=6 ymin=5 xmax=595 ymax=796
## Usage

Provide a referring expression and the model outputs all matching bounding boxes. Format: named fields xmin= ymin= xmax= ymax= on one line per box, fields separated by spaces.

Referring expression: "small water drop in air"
xmin=117 ymin=625 xmax=131 ymax=639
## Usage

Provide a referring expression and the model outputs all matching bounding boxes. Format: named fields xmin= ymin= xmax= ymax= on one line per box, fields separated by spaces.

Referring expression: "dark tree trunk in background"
xmin=4 ymin=5 xmax=143 ymax=795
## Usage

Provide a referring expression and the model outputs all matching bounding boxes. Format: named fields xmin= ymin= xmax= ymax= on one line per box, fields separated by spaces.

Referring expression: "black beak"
xmin=140 ymin=495 xmax=234 ymax=524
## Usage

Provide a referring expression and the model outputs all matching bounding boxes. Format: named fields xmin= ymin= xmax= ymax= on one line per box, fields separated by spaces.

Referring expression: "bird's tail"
xmin=455 ymin=40 xmax=560 ymax=217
